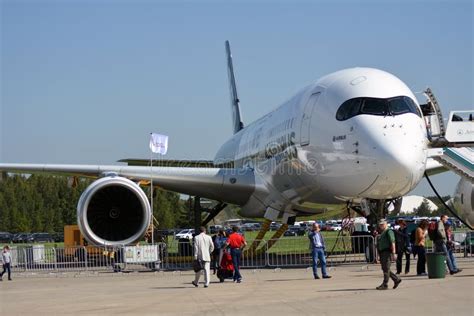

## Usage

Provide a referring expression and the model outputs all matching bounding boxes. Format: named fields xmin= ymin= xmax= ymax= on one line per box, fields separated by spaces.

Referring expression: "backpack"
xmin=410 ymin=229 xmax=416 ymax=244
xmin=428 ymin=222 xmax=438 ymax=241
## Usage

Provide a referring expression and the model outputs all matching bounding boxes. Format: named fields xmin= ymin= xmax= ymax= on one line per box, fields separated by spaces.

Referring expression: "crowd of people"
xmin=0 ymin=214 xmax=464 ymax=288
xmin=190 ymin=214 xmax=464 ymax=289
xmin=374 ymin=214 xmax=463 ymax=290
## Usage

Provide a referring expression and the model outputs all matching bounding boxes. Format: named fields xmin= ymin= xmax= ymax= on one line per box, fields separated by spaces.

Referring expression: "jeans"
xmin=434 ymin=242 xmax=455 ymax=272
xmin=230 ymin=248 xmax=242 ymax=281
xmin=413 ymin=246 xmax=426 ymax=274
xmin=194 ymin=261 xmax=211 ymax=286
xmin=447 ymin=249 xmax=458 ymax=271
xmin=380 ymin=250 xmax=400 ymax=286
xmin=311 ymin=247 xmax=328 ymax=277
xmin=0 ymin=263 xmax=11 ymax=280
xmin=396 ymin=250 xmax=410 ymax=274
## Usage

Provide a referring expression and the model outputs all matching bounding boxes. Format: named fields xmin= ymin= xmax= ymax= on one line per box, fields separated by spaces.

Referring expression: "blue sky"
xmin=1 ymin=0 xmax=472 ymax=197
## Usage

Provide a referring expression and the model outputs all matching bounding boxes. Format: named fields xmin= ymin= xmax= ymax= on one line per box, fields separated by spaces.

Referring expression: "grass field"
xmin=166 ymin=230 xmax=367 ymax=255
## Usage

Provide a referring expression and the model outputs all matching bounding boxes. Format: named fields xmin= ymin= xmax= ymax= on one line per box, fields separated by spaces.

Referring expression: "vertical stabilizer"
xmin=226 ymin=41 xmax=244 ymax=134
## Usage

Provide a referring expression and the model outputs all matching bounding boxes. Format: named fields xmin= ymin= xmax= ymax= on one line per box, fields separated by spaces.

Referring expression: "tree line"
xmin=390 ymin=195 xmax=452 ymax=217
xmin=0 ymin=174 xmax=195 ymax=233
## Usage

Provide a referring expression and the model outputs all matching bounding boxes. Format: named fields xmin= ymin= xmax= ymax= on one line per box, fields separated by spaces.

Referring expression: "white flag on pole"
xmin=149 ymin=133 xmax=169 ymax=155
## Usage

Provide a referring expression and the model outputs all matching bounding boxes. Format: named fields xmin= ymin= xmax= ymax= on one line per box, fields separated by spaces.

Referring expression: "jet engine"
xmin=452 ymin=177 xmax=473 ymax=230
xmin=77 ymin=176 xmax=151 ymax=246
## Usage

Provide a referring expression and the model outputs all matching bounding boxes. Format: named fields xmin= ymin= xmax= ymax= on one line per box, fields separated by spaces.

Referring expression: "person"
xmin=445 ymin=223 xmax=460 ymax=274
xmin=215 ymin=230 xmax=228 ymax=271
xmin=413 ymin=220 xmax=428 ymax=275
xmin=308 ymin=223 xmax=331 ymax=279
xmin=433 ymin=215 xmax=462 ymax=275
xmin=192 ymin=226 xmax=214 ymax=288
xmin=376 ymin=219 xmax=401 ymax=290
xmin=211 ymin=233 xmax=219 ymax=274
xmin=394 ymin=219 xmax=410 ymax=274
xmin=0 ymin=245 xmax=12 ymax=281
xmin=225 ymin=226 xmax=247 ymax=283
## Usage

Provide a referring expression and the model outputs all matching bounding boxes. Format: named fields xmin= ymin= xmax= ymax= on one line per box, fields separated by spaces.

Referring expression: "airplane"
xmin=1 ymin=41 xmax=472 ymax=247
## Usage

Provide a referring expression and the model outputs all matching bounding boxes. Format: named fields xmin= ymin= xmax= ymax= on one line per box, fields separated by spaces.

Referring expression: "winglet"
xmin=226 ymin=41 xmax=244 ymax=134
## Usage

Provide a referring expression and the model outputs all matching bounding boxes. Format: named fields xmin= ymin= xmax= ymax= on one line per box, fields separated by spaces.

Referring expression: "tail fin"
xmin=225 ymin=40 xmax=244 ymax=134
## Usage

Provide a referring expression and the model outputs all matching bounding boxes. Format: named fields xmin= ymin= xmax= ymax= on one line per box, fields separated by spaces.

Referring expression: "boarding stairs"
xmin=422 ymin=88 xmax=473 ymax=148
xmin=431 ymin=147 xmax=474 ymax=182
xmin=422 ymin=89 xmax=473 ymax=181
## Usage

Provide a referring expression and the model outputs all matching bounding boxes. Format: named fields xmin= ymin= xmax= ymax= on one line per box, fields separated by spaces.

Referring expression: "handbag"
xmin=193 ymin=259 xmax=204 ymax=272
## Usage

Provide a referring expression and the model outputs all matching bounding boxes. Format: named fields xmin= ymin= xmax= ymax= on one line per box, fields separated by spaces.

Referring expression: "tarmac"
xmin=0 ymin=259 xmax=472 ymax=316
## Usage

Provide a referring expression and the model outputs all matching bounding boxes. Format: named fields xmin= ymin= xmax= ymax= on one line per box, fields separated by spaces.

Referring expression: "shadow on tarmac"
xmin=318 ymin=288 xmax=374 ymax=292
xmin=265 ymin=278 xmax=310 ymax=282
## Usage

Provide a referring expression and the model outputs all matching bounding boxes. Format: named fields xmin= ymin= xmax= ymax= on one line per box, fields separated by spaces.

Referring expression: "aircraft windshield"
xmin=336 ymin=96 xmax=421 ymax=121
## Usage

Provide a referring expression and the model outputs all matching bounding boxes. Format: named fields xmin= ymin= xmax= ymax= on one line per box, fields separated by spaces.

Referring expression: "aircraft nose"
xmin=375 ymin=138 xmax=424 ymax=194
xmin=358 ymin=119 xmax=427 ymax=198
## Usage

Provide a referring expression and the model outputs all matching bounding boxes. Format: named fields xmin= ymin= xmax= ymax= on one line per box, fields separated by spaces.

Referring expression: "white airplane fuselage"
xmin=215 ymin=68 xmax=428 ymax=217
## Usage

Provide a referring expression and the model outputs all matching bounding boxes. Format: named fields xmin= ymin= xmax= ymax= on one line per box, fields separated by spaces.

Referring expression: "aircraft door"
xmin=300 ymin=93 xmax=320 ymax=146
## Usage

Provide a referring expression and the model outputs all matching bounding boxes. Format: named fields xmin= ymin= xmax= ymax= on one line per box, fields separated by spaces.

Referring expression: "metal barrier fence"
xmin=8 ymin=245 xmax=161 ymax=273
xmin=4 ymin=233 xmax=472 ymax=274
xmin=150 ymin=235 xmax=376 ymax=270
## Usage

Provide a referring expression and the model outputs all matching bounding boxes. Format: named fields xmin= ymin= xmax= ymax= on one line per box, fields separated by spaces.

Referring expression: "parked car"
xmin=283 ymin=226 xmax=306 ymax=237
xmin=27 ymin=233 xmax=54 ymax=243
xmin=242 ymin=223 xmax=259 ymax=231
xmin=209 ymin=225 xmax=223 ymax=234
xmin=0 ymin=232 xmax=12 ymax=243
xmin=13 ymin=233 xmax=29 ymax=243
xmin=52 ymin=232 xmax=64 ymax=242
xmin=283 ymin=229 xmax=298 ymax=237
xmin=322 ymin=224 xmax=334 ymax=231
xmin=175 ymin=229 xmax=195 ymax=240
xmin=332 ymin=224 xmax=342 ymax=231
xmin=270 ymin=222 xmax=281 ymax=231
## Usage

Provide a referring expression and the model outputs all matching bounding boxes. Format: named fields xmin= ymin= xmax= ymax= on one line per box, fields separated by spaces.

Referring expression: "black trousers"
xmin=380 ymin=251 xmax=399 ymax=286
xmin=0 ymin=263 xmax=11 ymax=280
xmin=396 ymin=250 xmax=410 ymax=274
xmin=413 ymin=246 xmax=426 ymax=274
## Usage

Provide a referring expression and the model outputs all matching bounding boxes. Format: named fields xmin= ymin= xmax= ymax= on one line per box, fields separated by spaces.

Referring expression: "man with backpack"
xmin=431 ymin=215 xmax=462 ymax=275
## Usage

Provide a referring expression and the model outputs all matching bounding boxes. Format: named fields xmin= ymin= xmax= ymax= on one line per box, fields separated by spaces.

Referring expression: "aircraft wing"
xmin=118 ymin=158 xmax=233 ymax=168
xmin=425 ymin=157 xmax=448 ymax=176
xmin=0 ymin=163 xmax=255 ymax=205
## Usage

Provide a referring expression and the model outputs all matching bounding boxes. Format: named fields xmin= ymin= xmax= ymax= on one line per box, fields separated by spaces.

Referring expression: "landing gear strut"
xmin=351 ymin=198 xmax=397 ymax=229
xmin=192 ymin=196 xmax=227 ymax=232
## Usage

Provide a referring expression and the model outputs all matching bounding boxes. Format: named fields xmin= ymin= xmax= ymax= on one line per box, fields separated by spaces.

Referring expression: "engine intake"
xmin=77 ymin=176 xmax=151 ymax=246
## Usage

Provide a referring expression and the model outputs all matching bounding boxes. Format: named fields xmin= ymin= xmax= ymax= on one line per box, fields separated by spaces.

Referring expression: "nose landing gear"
xmin=353 ymin=198 xmax=401 ymax=228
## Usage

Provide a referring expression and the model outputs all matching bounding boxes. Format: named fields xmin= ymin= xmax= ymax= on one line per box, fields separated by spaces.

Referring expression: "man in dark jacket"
xmin=395 ymin=219 xmax=410 ymax=274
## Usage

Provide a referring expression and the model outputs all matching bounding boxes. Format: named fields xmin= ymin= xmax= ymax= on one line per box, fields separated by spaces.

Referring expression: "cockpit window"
xmin=336 ymin=96 xmax=421 ymax=121
xmin=336 ymin=98 xmax=361 ymax=121
xmin=361 ymin=98 xmax=387 ymax=115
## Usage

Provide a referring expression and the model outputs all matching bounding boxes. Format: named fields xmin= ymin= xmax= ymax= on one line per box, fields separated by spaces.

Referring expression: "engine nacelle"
xmin=452 ymin=177 xmax=473 ymax=230
xmin=77 ymin=176 xmax=151 ymax=246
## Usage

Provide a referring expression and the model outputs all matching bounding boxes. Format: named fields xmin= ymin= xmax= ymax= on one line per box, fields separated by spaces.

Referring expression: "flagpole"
xmin=150 ymin=134 xmax=154 ymax=246
xmin=149 ymin=132 xmax=168 ymax=246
